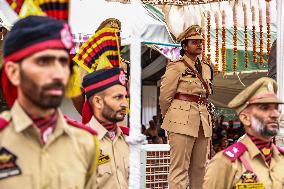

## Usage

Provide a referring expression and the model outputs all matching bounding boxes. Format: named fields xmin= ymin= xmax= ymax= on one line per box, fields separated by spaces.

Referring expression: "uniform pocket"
xmin=60 ymin=172 xmax=85 ymax=189
xmin=97 ymin=163 xmax=112 ymax=186
xmin=167 ymin=101 xmax=191 ymax=125
xmin=0 ymin=175 xmax=33 ymax=189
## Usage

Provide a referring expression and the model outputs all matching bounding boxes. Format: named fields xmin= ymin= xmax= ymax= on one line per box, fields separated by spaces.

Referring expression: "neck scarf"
xmin=248 ymin=134 xmax=273 ymax=165
xmin=97 ymin=119 xmax=118 ymax=140
xmin=30 ymin=112 xmax=58 ymax=144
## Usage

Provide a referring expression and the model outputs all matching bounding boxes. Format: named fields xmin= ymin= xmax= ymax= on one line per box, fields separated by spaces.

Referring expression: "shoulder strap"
xmin=223 ymin=142 xmax=247 ymax=161
xmin=64 ymin=115 xmax=98 ymax=135
xmin=181 ymin=59 xmax=210 ymax=97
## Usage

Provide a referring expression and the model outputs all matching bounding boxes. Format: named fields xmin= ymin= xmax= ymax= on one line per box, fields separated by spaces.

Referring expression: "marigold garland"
xmin=207 ymin=11 xmax=211 ymax=64
xmin=266 ymin=1 xmax=271 ymax=60
xmin=221 ymin=10 xmax=226 ymax=76
xmin=251 ymin=6 xmax=257 ymax=64
xmin=259 ymin=8 xmax=264 ymax=65
xmin=233 ymin=6 xmax=238 ymax=74
xmin=243 ymin=3 xmax=249 ymax=68
xmin=201 ymin=14 xmax=206 ymax=62
xmin=214 ymin=11 xmax=219 ymax=75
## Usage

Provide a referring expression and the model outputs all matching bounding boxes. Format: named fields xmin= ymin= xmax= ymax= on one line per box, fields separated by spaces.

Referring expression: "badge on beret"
xmin=60 ymin=24 xmax=73 ymax=49
xmin=119 ymin=71 xmax=126 ymax=86
xmin=98 ymin=149 xmax=111 ymax=165
xmin=0 ymin=147 xmax=21 ymax=180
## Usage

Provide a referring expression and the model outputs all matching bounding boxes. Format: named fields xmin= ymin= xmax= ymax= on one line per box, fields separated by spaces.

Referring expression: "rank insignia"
xmin=0 ymin=147 xmax=21 ymax=180
xmin=98 ymin=149 xmax=111 ymax=165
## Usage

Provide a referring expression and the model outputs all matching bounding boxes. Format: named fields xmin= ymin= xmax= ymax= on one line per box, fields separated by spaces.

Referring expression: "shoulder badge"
xmin=64 ymin=115 xmax=97 ymax=135
xmin=119 ymin=126 xmax=129 ymax=136
xmin=277 ymin=146 xmax=284 ymax=155
xmin=223 ymin=142 xmax=248 ymax=161
xmin=0 ymin=147 xmax=21 ymax=179
xmin=0 ymin=117 xmax=9 ymax=131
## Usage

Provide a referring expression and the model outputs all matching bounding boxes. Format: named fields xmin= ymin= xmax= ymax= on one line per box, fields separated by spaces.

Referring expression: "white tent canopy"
xmin=0 ymin=0 xmax=18 ymax=29
xmin=69 ymin=0 xmax=174 ymax=45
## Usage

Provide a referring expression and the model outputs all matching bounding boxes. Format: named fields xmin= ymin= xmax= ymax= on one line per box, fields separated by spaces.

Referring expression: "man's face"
xmin=184 ymin=39 xmax=203 ymax=56
xmin=18 ymin=49 xmax=70 ymax=109
xmin=101 ymin=85 xmax=128 ymax=123
xmin=248 ymin=104 xmax=280 ymax=138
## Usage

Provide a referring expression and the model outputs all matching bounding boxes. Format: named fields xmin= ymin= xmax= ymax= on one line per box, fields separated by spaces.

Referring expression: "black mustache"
xmin=42 ymin=81 xmax=65 ymax=91
xmin=118 ymin=108 xmax=127 ymax=112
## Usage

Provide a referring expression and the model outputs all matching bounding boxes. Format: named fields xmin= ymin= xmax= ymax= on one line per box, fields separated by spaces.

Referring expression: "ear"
xmin=5 ymin=61 xmax=20 ymax=86
xmin=239 ymin=112 xmax=251 ymax=127
xmin=92 ymin=95 xmax=104 ymax=109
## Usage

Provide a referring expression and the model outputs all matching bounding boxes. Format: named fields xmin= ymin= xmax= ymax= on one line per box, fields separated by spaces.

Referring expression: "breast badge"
xmin=235 ymin=171 xmax=264 ymax=189
xmin=98 ymin=149 xmax=111 ymax=165
xmin=0 ymin=147 xmax=21 ymax=180
xmin=182 ymin=68 xmax=196 ymax=78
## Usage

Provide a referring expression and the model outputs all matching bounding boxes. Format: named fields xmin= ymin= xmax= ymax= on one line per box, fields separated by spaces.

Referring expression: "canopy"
xmin=69 ymin=0 xmax=174 ymax=45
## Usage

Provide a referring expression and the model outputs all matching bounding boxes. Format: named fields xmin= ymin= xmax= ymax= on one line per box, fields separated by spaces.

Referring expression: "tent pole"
xmin=276 ymin=0 xmax=284 ymax=136
xmin=128 ymin=1 xmax=144 ymax=188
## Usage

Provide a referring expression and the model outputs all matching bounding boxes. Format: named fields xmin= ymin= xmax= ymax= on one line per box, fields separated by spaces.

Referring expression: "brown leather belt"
xmin=174 ymin=93 xmax=208 ymax=105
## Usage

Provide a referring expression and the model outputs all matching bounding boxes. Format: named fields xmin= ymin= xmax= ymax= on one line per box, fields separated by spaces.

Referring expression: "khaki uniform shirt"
xmin=203 ymin=135 xmax=284 ymax=189
xmin=89 ymin=118 xmax=129 ymax=189
xmin=160 ymin=55 xmax=213 ymax=137
xmin=0 ymin=101 xmax=97 ymax=189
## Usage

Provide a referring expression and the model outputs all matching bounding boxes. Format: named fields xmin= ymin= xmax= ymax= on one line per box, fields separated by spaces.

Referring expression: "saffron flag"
xmin=73 ymin=27 xmax=121 ymax=73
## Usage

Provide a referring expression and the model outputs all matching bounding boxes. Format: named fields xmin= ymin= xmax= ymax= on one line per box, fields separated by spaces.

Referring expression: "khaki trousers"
xmin=168 ymin=128 xmax=208 ymax=189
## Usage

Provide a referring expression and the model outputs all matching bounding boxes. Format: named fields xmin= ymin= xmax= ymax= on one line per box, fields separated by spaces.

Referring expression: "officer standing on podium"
xmin=159 ymin=25 xmax=213 ymax=189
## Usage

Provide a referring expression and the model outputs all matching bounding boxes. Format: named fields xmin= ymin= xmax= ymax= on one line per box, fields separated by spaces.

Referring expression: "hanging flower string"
xmin=252 ymin=6 xmax=257 ymax=64
xmin=259 ymin=7 xmax=264 ymax=65
xmin=243 ymin=3 xmax=249 ymax=68
xmin=214 ymin=11 xmax=219 ymax=75
xmin=233 ymin=6 xmax=238 ymax=74
xmin=201 ymin=13 xmax=207 ymax=63
xmin=221 ymin=10 xmax=226 ymax=75
xmin=207 ymin=11 xmax=211 ymax=64
xmin=266 ymin=0 xmax=271 ymax=60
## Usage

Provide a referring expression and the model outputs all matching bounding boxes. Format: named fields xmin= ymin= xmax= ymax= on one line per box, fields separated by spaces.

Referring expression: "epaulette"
xmin=64 ymin=115 xmax=97 ymax=135
xmin=171 ymin=57 xmax=183 ymax=63
xmin=0 ymin=117 xmax=9 ymax=131
xmin=223 ymin=142 xmax=247 ymax=161
xmin=119 ymin=126 xmax=129 ymax=136
xmin=277 ymin=146 xmax=284 ymax=155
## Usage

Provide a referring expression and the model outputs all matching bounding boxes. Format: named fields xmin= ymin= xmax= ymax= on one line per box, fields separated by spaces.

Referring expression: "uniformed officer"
xmin=81 ymin=67 xmax=129 ymax=189
xmin=159 ymin=25 xmax=213 ymax=189
xmin=203 ymin=77 xmax=284 ymax=189
xmin=0 ymin=16 xmax=98 ymax=189
xmin=71 ymin=18 xmax=128 ymax=115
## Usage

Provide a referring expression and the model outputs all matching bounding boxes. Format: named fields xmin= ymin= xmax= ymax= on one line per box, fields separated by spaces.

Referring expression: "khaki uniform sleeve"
xmin=85 ymin=136 xmax=100 ymax=189
xmin=202 ymin=153 xmax=237 ymax=189
xmin=159 ymin=62 xmax=181 ymax=116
